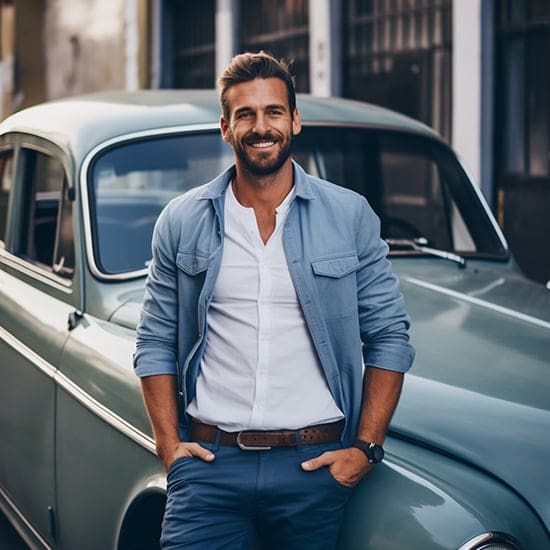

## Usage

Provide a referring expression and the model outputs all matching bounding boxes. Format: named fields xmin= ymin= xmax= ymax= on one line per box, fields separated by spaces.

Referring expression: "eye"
xmin=236 ymin=111 xmax=252 ymax=120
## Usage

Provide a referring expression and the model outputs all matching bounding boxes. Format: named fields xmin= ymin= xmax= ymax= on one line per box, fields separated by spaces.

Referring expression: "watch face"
xmin=353 ymin=440 xmax=385 ymax=463
xmin=370 ymin=444 xmax=384 ymax=463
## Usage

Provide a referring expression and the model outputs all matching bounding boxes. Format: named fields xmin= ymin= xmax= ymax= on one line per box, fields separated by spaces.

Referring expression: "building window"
xmin=495 ymin=0 xmax=550 ymax=283
xmin=343 ymin=0 xmax=452 ymax=141
xmin=238 ymin=0 xmax=310 ymax=92
xmin=497 ymin=0 xmax=549 ymax=179
xmin=168 ymin=0 xmax=216 ymax=88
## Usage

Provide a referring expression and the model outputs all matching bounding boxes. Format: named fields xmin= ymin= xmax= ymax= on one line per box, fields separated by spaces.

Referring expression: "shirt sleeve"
xmin=354 ymin=196 xmax=415 ymax=373
xmin=133 ymin=203 xmax=179 ymax=377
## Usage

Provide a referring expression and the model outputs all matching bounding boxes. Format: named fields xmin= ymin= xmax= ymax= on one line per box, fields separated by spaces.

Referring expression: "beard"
xmin=230 ymin=131 xmax=293 ymax=177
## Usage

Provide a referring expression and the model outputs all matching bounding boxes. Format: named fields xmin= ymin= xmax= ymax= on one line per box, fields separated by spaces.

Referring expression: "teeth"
xmin=251 ymin=141 xmax=275 ymax=148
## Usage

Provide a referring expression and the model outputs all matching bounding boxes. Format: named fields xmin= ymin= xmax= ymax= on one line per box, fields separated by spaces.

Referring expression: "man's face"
xmin=220 ymin=78 xmax=302 ymax=177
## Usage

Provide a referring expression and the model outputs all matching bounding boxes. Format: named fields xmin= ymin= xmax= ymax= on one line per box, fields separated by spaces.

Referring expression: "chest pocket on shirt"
xmin=311 ymin=253 xmax=360 ymax=319
xmin=176 ymin=251 xmax=210 ymax=305
xmin=176 ymin=251 xmax=210 ymax=276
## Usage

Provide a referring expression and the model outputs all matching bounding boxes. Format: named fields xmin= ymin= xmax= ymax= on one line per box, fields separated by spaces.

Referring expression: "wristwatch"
xmin=352 ymin=439 xmax=385 ymax=464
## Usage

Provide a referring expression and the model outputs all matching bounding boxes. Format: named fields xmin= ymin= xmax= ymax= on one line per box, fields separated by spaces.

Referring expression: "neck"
xmin=232 ymin=159 xmax=294 ymax=210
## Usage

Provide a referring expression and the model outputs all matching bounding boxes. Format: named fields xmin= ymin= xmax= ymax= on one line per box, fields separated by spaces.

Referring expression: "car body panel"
xmin=0 ymin=266 xmax=70 ymax=547
xmin=341 ymin=438 xmax=550 ymax=550
xmin=59 ymin=313 xmax=154 ymax=439
xmin=54 ymin=383 xmax=162 ymax=550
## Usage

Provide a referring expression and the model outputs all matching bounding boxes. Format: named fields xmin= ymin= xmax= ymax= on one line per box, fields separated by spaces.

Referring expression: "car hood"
xmin=391 ymin=262 xmax=550 ymax=533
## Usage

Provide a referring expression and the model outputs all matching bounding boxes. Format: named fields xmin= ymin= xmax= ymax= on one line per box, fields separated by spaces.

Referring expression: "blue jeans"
xmin=161 ymin=440 xmax=353 ymax=549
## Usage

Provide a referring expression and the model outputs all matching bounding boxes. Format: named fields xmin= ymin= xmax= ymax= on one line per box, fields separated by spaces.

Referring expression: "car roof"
xmin=0 ymin=89 xmax=440 ymax=165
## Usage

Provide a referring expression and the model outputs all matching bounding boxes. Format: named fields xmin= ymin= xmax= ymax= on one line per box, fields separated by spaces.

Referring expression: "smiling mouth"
xmin=249 ymin=139 xmax=276 ymax=148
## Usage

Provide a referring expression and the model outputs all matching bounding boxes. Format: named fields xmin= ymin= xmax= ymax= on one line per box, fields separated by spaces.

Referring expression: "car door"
xmin=0 ymin=137 xmax=78 ymax=547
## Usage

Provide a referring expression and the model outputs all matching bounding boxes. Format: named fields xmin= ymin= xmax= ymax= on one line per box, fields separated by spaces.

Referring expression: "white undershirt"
xmin=186 ymin=183 xmax=343 ymax=431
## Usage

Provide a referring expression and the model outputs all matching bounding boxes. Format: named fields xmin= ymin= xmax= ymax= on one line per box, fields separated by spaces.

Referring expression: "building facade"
xmin=2 ymin=0 xmax=549 ymax=284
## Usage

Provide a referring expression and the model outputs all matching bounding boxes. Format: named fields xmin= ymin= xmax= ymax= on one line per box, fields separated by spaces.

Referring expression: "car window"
xmin=15 ymin=148 xmax=74 ymax=279
xmin=88 ymin=127 xmax=506 ymax=277
xmin=294 ymin=128 xmax=506 ymax=258
xmin=89 ymin=132 xmax=233 ymax=275
xmin=0 ymin=150 xmax=14 ymax=246
xmin=377 ymin=135 xmax=474 ymax=252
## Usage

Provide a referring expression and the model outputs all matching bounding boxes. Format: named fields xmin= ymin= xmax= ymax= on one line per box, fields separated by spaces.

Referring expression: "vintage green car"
xmin=0 ymin=91 xmax=548 ymax=550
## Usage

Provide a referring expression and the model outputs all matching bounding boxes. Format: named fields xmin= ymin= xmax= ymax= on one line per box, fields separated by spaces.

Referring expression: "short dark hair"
xmin=218 ymin=51 xmax=296 ymax=120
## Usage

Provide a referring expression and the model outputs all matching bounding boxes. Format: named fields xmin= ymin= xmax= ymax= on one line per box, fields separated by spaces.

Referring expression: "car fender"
xmin=339 ymin=437 xmax=549 ymax=549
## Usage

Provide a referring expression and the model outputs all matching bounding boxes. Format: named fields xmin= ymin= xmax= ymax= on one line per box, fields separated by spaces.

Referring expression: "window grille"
xmin=495 ymin=0 xmax=550 ymax=283
xmin=343 ymin=0 xmax=452 ymax=140
xmin=239 ymin=0 xmax=310 ymax=92
xmin=170 ymin=0 xmax=216 ymax=88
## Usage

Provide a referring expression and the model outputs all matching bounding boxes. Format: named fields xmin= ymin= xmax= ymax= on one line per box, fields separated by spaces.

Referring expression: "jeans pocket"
xmin=323 ymin=466 xmax=354 ymax=491
xmin=166 ymin=456 xmax=194 ymax=482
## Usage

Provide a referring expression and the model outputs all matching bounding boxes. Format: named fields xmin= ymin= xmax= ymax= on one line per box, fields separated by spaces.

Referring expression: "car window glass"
xmin=379 ymin=147 xmax=451 ymax=247
xmin=53 ymin=182 xmax=75 ymax=278
xmin=90 ymin=133 xmax=233 ymax=275
xmin=17 ymin=149 xmax=74 ymax=279
xmin=89 ymin=127 xmax=506 ymax=278
xmin=293 ymin=127 xmax=506 ymax=258
xmin=0 ymin=150 xmax=14 ymax=246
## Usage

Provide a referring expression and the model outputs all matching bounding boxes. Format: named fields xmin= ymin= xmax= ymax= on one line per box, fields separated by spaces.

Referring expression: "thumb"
xmin=301 ymin=451 xmax=333 ymax=472
xmin=188 ymin=442 xmax=215 ymax=462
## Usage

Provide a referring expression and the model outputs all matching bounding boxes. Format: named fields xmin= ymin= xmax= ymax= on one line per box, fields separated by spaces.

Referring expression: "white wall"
xmin=309 ymin=0 xmax=341 ymax=97
xmin=44 ymin=0 xmax=127 ymax=99
xmin=216 ymin=0 xmax=238 ymax=82
xmin=452 ymin=0 xmax=482 ymax=187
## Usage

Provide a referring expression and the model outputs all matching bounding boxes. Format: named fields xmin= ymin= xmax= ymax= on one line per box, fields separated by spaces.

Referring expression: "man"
xmin=134 ymin=51 xmax=415 ymax=549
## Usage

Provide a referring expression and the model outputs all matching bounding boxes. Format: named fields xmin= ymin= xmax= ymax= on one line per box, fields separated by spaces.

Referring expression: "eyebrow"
xmin=233 ymin=103 xmax=288 ymax=117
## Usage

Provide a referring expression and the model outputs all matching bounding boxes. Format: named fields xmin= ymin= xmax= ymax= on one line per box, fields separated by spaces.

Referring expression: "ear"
xmin=292 ymin=108 xmax=302 ymax=136
xmin=220 ymin=116 xmax=231 ymax=143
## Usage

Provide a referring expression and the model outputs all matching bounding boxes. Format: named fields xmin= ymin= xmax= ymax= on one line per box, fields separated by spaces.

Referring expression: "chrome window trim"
xmin=17 ymin=141 xmax=62 ymax=158
xmin=0 ymin=323 xmax=56 ymax=379
xmin=458 ymin=531 xmax=521 ymax=550
xmin=459 ymin=160 xmax=509 ymax=254
xmin=79 ymin=123 xmax=221 ymax=281
xmin=54 ymin=369 xmax=156 ymax=454
xmin=0 ymin=142 xmax=75 ymax=290
xmin=0 ymin=486 xmax=51 ymax=550
xmin=0 ymin=323 xmax=156 ymax=455
xmin=0 ymin=249 xmax=73 ymax=294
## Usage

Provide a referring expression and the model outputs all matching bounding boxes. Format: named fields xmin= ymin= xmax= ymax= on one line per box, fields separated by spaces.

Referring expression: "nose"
xmin=252 ymin=112 xmax=268 ymax=134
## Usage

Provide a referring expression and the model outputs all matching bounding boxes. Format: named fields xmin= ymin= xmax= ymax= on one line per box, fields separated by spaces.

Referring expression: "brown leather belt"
xmin=190 ymin=420 xmax=343 ymax=451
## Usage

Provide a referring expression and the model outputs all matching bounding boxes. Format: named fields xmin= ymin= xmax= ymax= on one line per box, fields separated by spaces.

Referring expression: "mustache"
xmin=243 ymin=133 xmax=280 ymax=144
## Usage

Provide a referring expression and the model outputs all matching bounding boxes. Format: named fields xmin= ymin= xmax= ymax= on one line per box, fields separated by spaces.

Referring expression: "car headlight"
xmin=459 ymin=532 xmax=522 ymax=550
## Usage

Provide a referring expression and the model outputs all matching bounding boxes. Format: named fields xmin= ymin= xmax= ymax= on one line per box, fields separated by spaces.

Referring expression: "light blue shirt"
xmin=134 ymin=161 xmax=415 ymax=445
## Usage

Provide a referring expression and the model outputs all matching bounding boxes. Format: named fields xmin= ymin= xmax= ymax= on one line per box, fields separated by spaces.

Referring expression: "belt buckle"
xmin=236 ymin=431 xmax=271 ymax=451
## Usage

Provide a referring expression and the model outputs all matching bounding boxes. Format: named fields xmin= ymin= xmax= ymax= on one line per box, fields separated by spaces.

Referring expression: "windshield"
xmin=89 ymin=132 xmax=233 ymax=274
xmin=88 ymin=127 xmax=507 ymax=276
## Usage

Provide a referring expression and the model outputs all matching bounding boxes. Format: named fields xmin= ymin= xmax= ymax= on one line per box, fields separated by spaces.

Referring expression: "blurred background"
xmin=0 ymin=0 xmax=548 ymax=285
